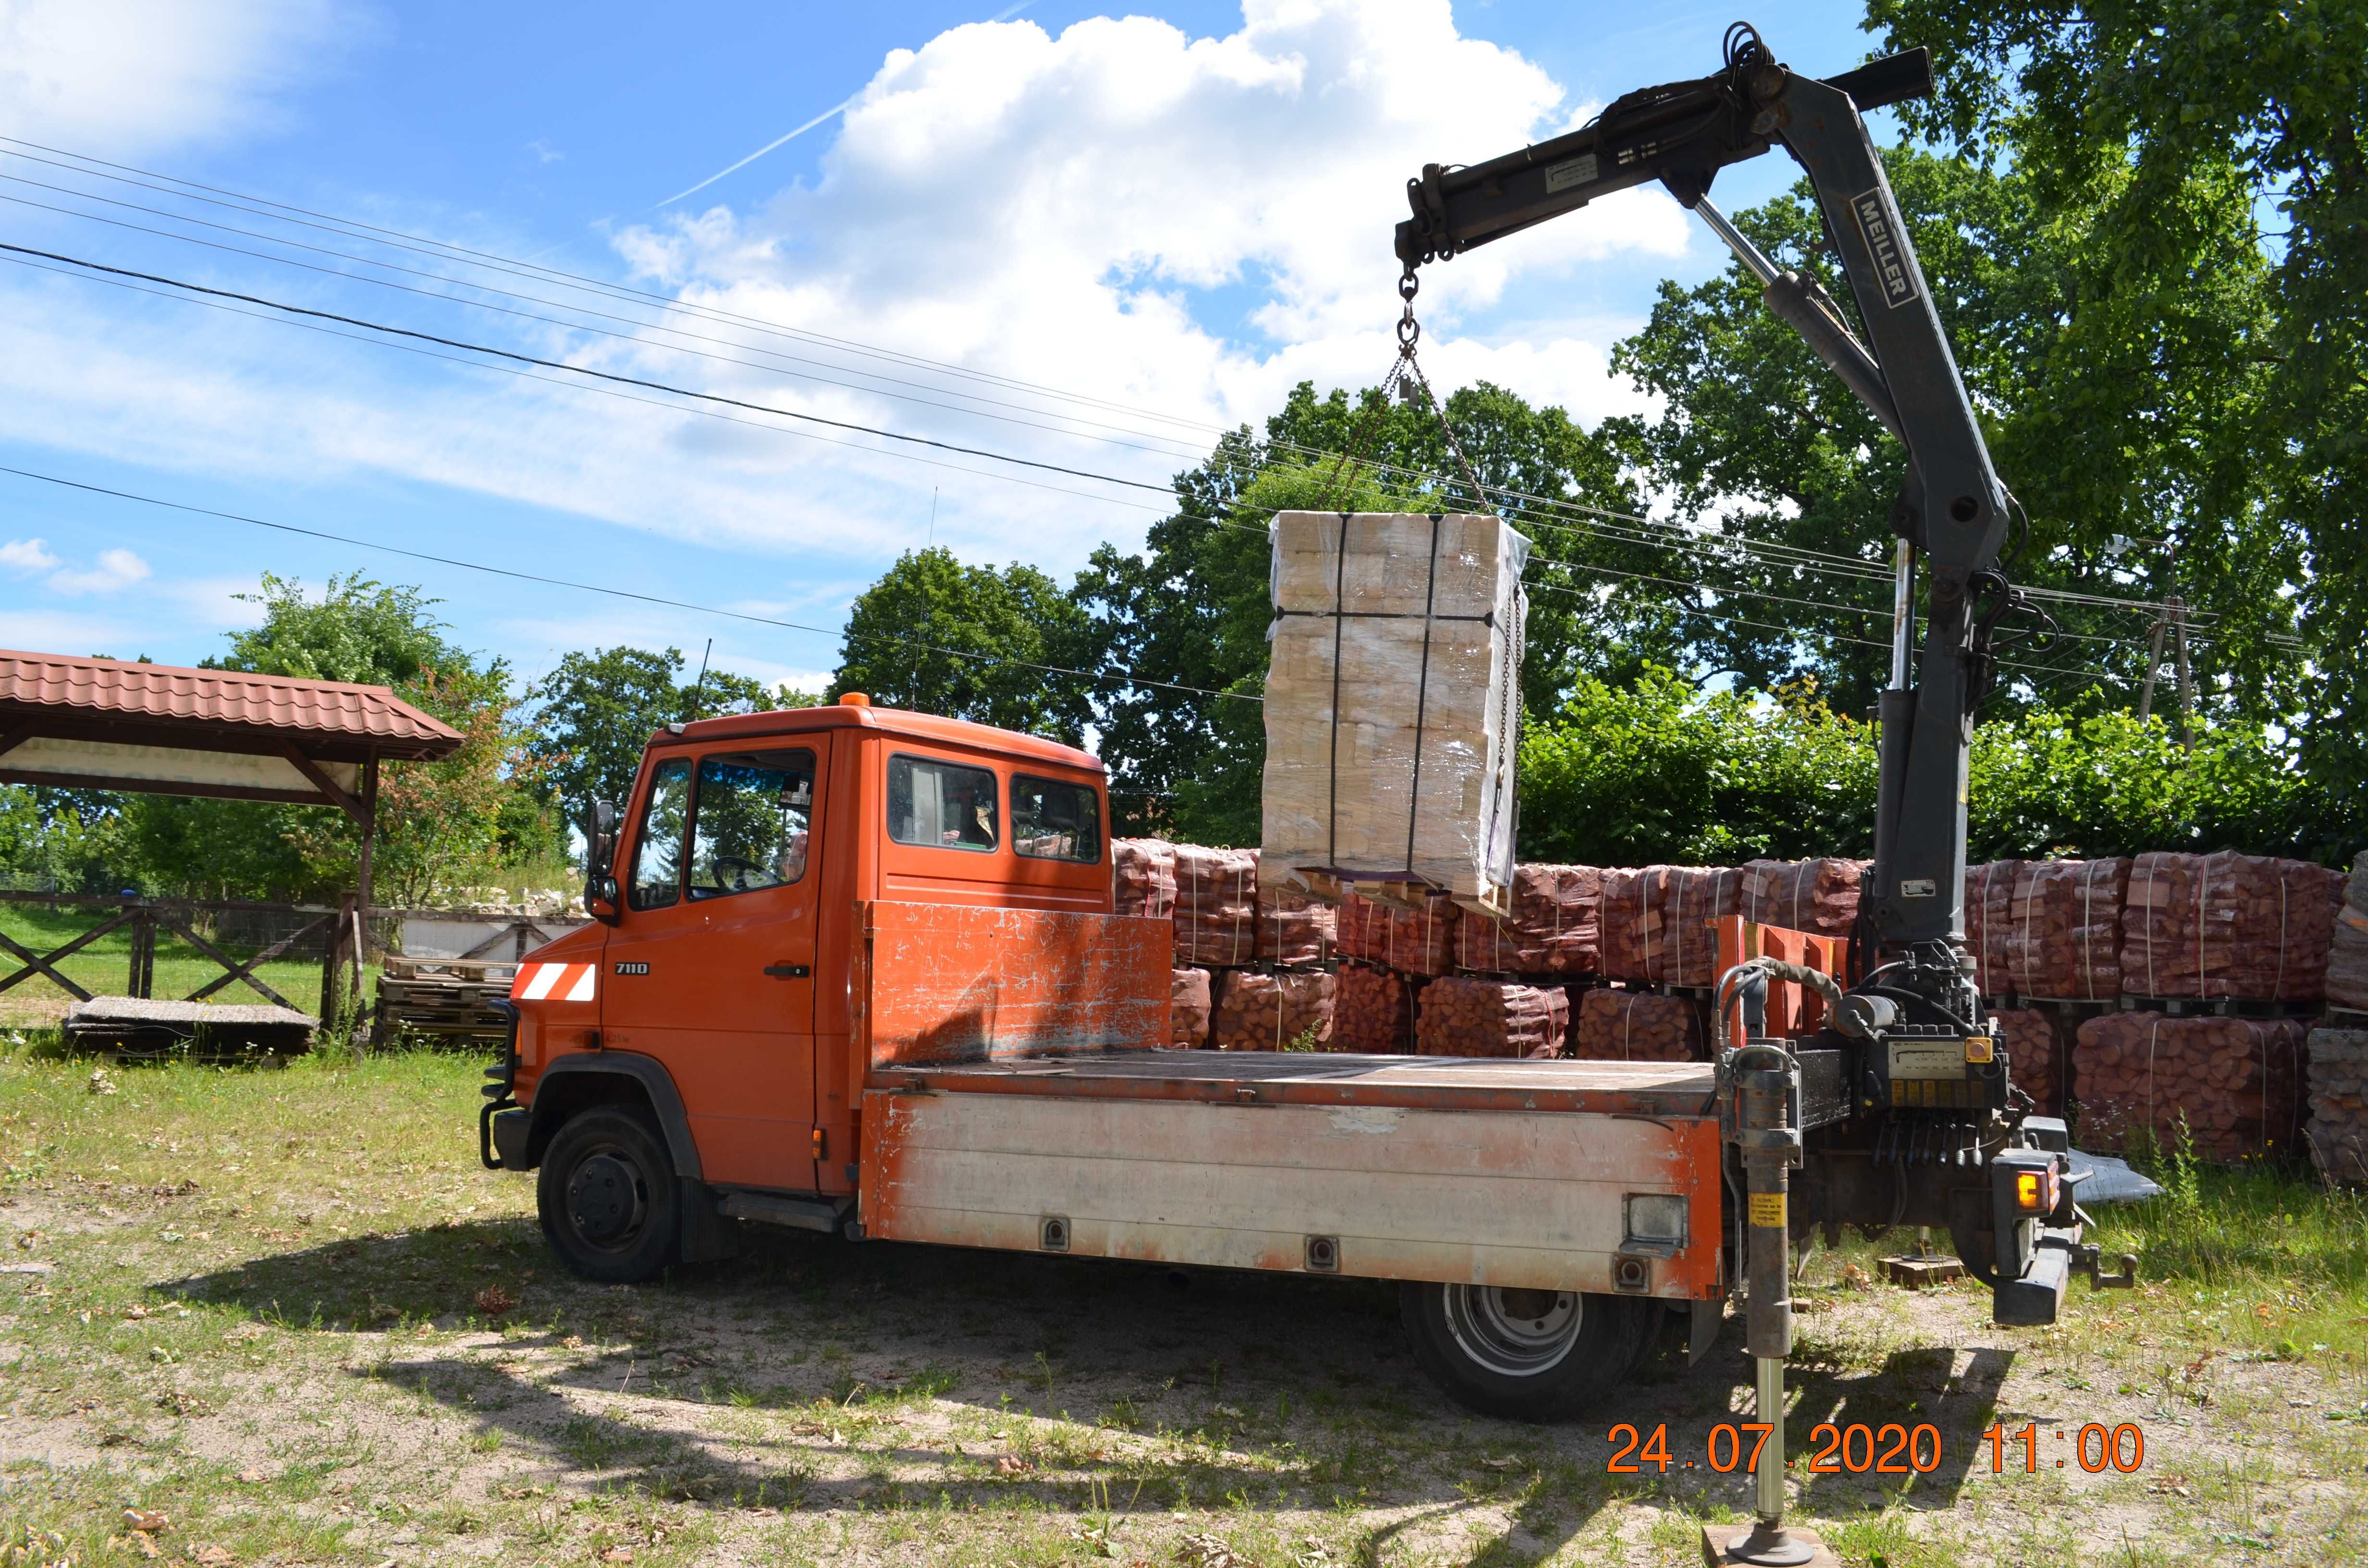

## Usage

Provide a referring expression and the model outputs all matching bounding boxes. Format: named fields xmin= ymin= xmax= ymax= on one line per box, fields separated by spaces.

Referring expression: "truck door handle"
xmin=764 ymin=963 xmax=810 ymax=979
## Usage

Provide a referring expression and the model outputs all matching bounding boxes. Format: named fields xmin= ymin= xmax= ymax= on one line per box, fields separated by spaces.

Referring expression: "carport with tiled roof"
xmin=0 ymin=649 xmax=464 ymax=1017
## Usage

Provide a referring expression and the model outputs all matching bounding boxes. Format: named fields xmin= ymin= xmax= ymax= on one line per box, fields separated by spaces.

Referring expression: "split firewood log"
xmin=1570 ymin=988 xmax=1705 ymax=1063
xmin=1738 ymin=858 xmax=1867 ymax=938
xmin=2072 ymin=1011 xmax=2308 ymax=1164
xmin=1963 ymin=860 xmax=2026 ymax=997
xmin=2322 ymin=853 xmax=2368 ymax=1012
xmin=1209 ymin=969 xmax=1335 ymax=1051
xmin=1455 ymin=864 xmax=1603 ymax=975
xmin=1336 ymin=891 xmax=1460 ymax=977
xmin=1994 ymin=859 xmax=2133 ymax=1001
xmin=1172 ymin=845 xmax=1258 ymax=969
xmin=1334 ymin=963 xmax=1422 ymax=1054
xmin=1114 ymin=839 xmax=1177 ymax=920
xmin=2306 ymin=1026 xmax=2368 ymax=1187
xmin=1170 ymin=967 xmax=1211 ymax=1049
xmin=2119 ymin=852 xmax=2346 ymax=1001
xmin=1989 ymin=1008 xmax=2063 ymax=1116
xmin=1599 ymin=867 xmax=1741 ymax=985
xmin=1256 ymin=878 xmax=1336 ymax=967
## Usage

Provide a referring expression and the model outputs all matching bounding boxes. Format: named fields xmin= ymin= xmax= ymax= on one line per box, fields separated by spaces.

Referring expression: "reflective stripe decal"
xmin=512 ymin=962 xmax=595 ymax=1003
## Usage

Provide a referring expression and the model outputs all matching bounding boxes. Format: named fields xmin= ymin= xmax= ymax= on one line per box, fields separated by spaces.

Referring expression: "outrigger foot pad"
xmin=1701 ymin=1523 xmax=1839 ymax=1568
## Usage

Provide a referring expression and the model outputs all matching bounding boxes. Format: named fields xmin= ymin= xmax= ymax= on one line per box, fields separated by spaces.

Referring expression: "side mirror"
xmin=584 ymin=800 xmax=622 ymax=925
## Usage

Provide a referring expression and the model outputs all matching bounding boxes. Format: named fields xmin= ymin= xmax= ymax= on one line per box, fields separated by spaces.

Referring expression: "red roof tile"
xmin=0 ymin=648 xmax=465 ymax=760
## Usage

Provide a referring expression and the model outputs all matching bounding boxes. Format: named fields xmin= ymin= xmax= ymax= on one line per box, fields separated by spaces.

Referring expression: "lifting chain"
xmin=1323 ymin=268 xmax=1491 ymax=512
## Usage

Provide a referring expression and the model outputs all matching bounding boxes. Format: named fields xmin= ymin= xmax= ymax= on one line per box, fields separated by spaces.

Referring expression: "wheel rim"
xmin=565 ymin=1147 xmax=649 ymax=1250
xmin=1442 ymin=1285 xmax=1583 ymax=1376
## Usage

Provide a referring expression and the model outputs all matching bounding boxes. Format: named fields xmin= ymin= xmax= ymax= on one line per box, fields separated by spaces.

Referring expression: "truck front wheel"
xmin=537 ymin=1107 xmax=681 ymax=1284
xmin=1399 ymin=1282 xmax=1653 ymax=1421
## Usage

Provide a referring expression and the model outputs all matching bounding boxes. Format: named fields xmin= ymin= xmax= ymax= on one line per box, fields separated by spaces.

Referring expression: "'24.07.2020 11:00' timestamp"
xmin=1605 ymin=1421 xmax=2148 ymax=1475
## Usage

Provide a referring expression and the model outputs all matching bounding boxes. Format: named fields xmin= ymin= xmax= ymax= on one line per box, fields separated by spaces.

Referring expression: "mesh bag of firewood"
xmin=2306 ymin=1026 xmax=2368 ymax=1186
xmin=2119 ymin=852 xmax=2346 ymax=1001
xmin=1256 ymin=877 xmax=1336 ymax=967
xmin=1571 ymin=988 xmax=1704 ymax=1062
xmin=1414 ymin=976 xmax=1570 ymax=1058
xmin=1170 ymin=968 xmax=1212 ymax=1048
xmin=2323 ymin=853 xmax=2368 ymax=1012
xmin=1995 ymin=858 xmax=2133 ymax=1000
xmin=1334 ymin=964 xmax=1421 ymax=1053
xmin=1964 ymin=860 xmax=2027 ymax=995
xmin=1114 ymin=839 xmax=1177 ymax=920
xmin=1990 ymin=1008 xmax=2064 ymax=1116
xmin=1335 ymin=891 xmax=1460 ymax=977
xmin=1455 ymin=864 xmax=1603 ymax=975
xmin=1173 ymin=845 xmax=1258 ymax=968
xmin=1739 ymin=858 xmax=1867 ymax=937
xmin=1210 ymin=969 xmax=1334 ymax=1051
xmin=2072 ymin=1012 xmax=2308 ymax=1163
xmin=1600 ymin=867 xmax=1741 ymax=985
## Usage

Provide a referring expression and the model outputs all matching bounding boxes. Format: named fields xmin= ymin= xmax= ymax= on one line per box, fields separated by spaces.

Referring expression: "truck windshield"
xmin=629 ymin=757 xmax=692 ymax=909
xmin=1011 ymin=773 xmax=1102 ymax=862
xmin=688 ymin=749 xmax=816 ymax=899
xmin=888 ymin=755 xmax=998 ymax=852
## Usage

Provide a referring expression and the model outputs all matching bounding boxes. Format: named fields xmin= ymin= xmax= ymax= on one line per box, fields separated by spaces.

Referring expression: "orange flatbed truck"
xmin=480 ymin=695 xmax=1732 ymax=1420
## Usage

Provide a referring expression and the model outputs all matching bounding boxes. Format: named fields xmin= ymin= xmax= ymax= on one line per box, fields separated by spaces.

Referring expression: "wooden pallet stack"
xmin=373 ymin=956 xmax=520 ymax=1047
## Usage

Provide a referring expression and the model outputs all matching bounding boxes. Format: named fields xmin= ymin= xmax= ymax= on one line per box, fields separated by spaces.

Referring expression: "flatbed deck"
xmin=871 ymin=1048 xmax=1718 ymax=1118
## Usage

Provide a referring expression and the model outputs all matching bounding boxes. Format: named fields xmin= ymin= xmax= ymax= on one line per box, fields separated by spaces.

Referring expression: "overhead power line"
xmin=0 ymin=464 xmax=1259 ymax=705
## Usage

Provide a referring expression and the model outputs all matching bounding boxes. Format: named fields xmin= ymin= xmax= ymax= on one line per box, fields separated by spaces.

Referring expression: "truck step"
xmin=716 ymin=1190 xmax=847 ymax=1234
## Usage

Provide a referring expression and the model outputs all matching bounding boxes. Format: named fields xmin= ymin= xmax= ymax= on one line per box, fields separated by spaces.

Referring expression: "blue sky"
xmin=0 ymin=0 xmax=1901 ymax=695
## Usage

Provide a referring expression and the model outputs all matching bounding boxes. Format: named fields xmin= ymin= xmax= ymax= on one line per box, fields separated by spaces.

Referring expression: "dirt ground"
xmin=2 ymin=1050 xmax=2364 ymax=1566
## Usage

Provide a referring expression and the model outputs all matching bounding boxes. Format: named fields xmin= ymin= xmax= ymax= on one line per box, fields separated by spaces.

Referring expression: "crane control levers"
xmin=1395 ymin=25 xmax=2133 ymax=1565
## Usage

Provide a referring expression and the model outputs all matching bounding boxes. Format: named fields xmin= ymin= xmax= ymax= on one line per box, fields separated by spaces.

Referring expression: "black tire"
xmin=1399 ymin=1281 xmax=1654 ymax=1422
xmin=537 ymin=1107 xmax=681 ymax=1284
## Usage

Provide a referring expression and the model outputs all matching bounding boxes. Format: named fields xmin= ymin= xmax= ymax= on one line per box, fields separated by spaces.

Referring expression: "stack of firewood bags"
xmin=1171 ymin=968 xmax=1212 ymax=1048
xmin=1570 ymin=988 xmax=1705 ymax=1062
xmin=2322 ymin=853 xmax=2368 ymax=1012
xmin=1172 ymin=845 xmax=1259 ymax=968
xmin=1256 ymin=877 xmax=1336 ymax=967
xmin=1455 ymin=864 xmax=1603 ymax=975
xmin=1600 ymin=867 xmax=1742 ymax=985
xmin=1334 ymin=965 xmax=1421 ymax=1053
xmin=1739 ymin=858 xmax=1866 ymax=937
xmin=2119 ymin=852 xmax=2346 ymax=1002
xmin=1113 ymin=839 xmax=1178 ymax=920
xmin=2073 ymin=1012 xmax=2308 ymax=1162
xmin=1415 ymin=977 xmax=1569 ymax=1058
xmin=1990 ymin=1008 xmax=2063 ymax=1116
xmin=1995 ymin=858 xmax=2133 ymax=1000
xmin=1964 ymin=859 xmax=2026 ymax=995
xmin=1336 ymin=891 xmax=1460 ymax=977
xmin=2305 ymin=1026 xmax=2368 ymax=1186
xmin=1210 ymin=970 xmax=1335 ymax=1050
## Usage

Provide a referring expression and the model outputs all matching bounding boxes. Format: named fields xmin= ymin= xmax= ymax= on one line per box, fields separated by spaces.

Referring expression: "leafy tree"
xmin=1867 ymin=0 xmax=2359 ymax=794
xmin=829 ymin=549 xmax=1094 ymax=745
xmin=1605 ymin=146 xmax=2294 ymax=722
xmin=525 ymin=645 xmax=783 ymax=840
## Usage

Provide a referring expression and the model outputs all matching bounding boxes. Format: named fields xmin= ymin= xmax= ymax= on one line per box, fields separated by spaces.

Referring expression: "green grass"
xmin=0 ymin=901 xmax=329 ymax=1017
xmin=2 ymin=1040 xmax=2363 ymax=1566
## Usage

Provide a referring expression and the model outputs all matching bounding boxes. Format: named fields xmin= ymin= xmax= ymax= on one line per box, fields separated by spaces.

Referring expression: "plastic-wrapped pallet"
xmin=2305 ymin=1026 xmax=2368 ymax=1186
xmin=1260 ymin=511 xmax=1529 ymax=910
xmin=1170 ymin=968 xmax=1212 ymax=1048
xmin=1990 ymin=1008 xmax=2063 ymax=1116
xmin=1335 ymin=891 xmax=1460 ymax=977
xmin=1600 ymin=867 xmax=1742 ymax=986
xmin=1739 ymin=858 xmax=1867 ymax=938
xmin=2118 ymin=852 xmax=2346 ymax=1002
xmin=1995 ymin=859 xmax=2131 ymax=1001
xmin=1256 ymin=877 xmax=1336 ymax=967
xmin=1334 ymin=964 xmax=1422 ymax=1053
xmin=2323 ymin=852 xmax=2368 ymax=1012
xmin=1172 ymin=844 xmax=1258 ymax=968
xmin=1415 ymin=977 xmax=1569 ymax=1059
xmin=1210 ymin=970 xmax=1335 ymax=1051
xmin=1114 ymin=839 xmax=1177 ymax=920
xmin=1455 ymin=864 xmax=1603 ymax=975
xmin=1964 ymin=860 xmax=2026 ymax=996
xmin=2073 ymin=1012 xmax=2308 ymax=1164
xmin=1571 ymin=988 xmax=1704 ymax=1063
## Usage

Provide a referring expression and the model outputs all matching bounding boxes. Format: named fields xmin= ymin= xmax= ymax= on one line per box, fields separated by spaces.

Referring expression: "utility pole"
xmin=2129 ymin=538 xmax=2193 ymax=750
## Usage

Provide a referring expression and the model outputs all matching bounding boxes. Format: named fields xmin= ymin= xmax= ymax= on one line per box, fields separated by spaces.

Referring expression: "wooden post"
xmin=355 ymin=750 xmax=379 ymax=1044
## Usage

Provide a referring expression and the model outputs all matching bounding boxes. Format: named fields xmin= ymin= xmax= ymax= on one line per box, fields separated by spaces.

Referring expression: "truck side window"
xmin=1011 ymin=774 xmax=1102 ymax=862
xmin=887 ymin=755 xmax=998 ymax=852
xmin=688 ymin=749 xmax=816 ymax=899
xmin=629 ymin=757 xmax=692 ymax=910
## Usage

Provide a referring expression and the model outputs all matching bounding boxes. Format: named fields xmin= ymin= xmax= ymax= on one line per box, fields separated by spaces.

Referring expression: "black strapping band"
xmin=1404 ymin=514 xmax=1442 ymax=876
xmin=1326 ymin=512 xmax=1349 ymax=871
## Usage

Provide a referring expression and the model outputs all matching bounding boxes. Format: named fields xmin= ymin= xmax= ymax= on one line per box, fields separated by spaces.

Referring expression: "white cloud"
xmin=47 ymin=545 xmax=150 ymax=595
xmin=0 ymin=0 xmax=353 ymax=157
xmin=0 ymin=537 xmax=59 ymax=573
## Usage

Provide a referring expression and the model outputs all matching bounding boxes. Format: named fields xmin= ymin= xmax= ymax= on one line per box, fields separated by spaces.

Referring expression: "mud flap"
xmin=1688 ymin=1297 xmax=1724 ymax=1365
xmin=676 ymin=1179 xmax=740 ymax=1265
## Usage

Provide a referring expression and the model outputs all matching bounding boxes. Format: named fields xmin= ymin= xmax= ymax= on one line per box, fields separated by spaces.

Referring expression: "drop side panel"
xmin=862 ymin=1089 xmax=1722 ymax=1299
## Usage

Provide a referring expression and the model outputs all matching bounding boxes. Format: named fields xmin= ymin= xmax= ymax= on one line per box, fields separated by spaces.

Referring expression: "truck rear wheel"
xmin=1399 ymin=1282 xmax=1653 ymax=1421
xmin=537 ymin=1107 xmax=680 ymax=1284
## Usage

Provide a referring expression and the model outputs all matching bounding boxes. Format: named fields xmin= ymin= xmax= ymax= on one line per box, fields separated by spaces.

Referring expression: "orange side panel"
xmin=860 ymin=900 xmax=1170 ymax=1067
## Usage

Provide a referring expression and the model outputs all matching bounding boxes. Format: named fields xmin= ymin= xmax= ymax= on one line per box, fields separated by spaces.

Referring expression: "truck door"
xmin=602 ymin=738 xmax=826 ymax=1192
